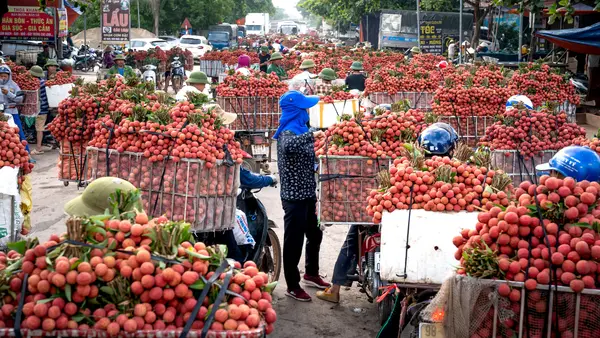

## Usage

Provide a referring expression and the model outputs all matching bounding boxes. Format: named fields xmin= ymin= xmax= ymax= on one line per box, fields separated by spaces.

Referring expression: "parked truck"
xmin=361 ymin=10 xmax=474 ymax=55
xmin=277 ymin=21 xmax=300 ymax=35
xmin=245 ymin=13 xmax=270 ymax=36
xmin=207 ymin=23 xmax=239 ymax=50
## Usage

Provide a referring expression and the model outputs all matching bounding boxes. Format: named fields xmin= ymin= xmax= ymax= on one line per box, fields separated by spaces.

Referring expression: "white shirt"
xmin=448 ymin=43 xmax=456 ymax=58
xmin=236 ymin=67 xmax=251 ymax=76
xmin=272 ymin=43 xmax=281 ymax=51
xmin=292 ymin=71 xmax=317 ymax=94
xmin=175 ymin=85 xmax=212 ymax=102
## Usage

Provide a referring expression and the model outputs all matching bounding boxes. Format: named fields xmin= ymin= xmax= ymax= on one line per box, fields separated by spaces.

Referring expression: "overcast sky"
xmin=272 ymin=0 xmax=302 ymax=19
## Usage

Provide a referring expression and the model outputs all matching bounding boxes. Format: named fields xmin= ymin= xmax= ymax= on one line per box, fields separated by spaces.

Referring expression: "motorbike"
xmin=170 ymin=57 xmax=185 ymax=93
xmin=74 ymin=46 xmax=100 ymax=72
xmin=345 ymin=225 xmax=383 ymax=299
xmin=193 ymin=187 xmax=282 ymax=283
xmin=142 ymin=64 xmax=158 ymax=90
xmin=570 ymin=73 xmax=588 ymax=96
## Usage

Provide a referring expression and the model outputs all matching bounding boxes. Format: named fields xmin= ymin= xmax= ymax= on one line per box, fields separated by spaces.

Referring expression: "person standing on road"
xmin=258 ymin=46 xmax=270 ymax=73
xmin=345 ymin=61 xmax=366 ymax=91
xmin=266 ymin=52 xmax=287 ymax=80
xmin=28 ymin=66 xmax=49 ymax=155
xmin=274 ymin=90 xmax=331 ymax=302
xmin=0 ymin=65 xmax=29 ymax=155
xmin=66 ymin=32 xmax=74 ymax=48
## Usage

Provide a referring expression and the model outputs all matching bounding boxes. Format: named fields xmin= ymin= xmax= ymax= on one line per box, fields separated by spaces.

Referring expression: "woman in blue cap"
xmin=275 ymin=86 xmax=331 ymax=301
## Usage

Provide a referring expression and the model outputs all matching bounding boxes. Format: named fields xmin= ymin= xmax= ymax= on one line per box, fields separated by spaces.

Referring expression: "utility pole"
xmin=57 ymin=0 xmax=65 ymax=59
xmin=459 ymin=0 xmax=463 ymax=64
xmin=137 ymin=0 xmax=141 ymax=28
xmin=416 ymin=0 xmax=420 ymax=48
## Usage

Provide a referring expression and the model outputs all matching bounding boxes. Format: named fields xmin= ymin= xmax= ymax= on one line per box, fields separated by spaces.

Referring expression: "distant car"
xmin=159 ymin=36 xmax=180 ymax=47
xmin=178 ymin=35 xmax=212 ymax=60
xmin=129 ymin=38 xmax=170 ymax=51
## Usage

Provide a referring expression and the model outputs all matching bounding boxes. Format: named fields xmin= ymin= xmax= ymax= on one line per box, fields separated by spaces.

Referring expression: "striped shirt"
xmin=39 ymin=79 xmax=49 ymax=115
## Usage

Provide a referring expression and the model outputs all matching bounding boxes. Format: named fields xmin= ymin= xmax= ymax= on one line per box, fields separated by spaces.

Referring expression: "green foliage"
xmin=420 ymin=0 xmax=459 ymax=11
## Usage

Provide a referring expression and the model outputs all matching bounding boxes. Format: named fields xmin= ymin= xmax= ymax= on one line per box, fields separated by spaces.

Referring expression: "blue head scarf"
xmin=273 ymin=90 xmax=319 ymax=139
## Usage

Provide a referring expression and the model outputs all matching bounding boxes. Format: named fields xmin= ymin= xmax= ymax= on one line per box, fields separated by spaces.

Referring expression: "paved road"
xmin=29 ymin=154 xmax=380 ymax=338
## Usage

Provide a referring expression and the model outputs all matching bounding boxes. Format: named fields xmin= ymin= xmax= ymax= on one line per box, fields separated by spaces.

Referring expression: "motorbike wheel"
xmin=172 ymin=76 xmax=181 ymax=93
xmin=258 ymin=227 xmax=282 ymax=283
xmin=378 ymin=291 xmax=395 ymax=326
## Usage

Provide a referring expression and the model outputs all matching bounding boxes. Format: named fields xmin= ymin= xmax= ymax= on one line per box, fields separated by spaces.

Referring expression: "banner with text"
xmin=57 ymin=8 xmax=68 ymax=38
xmin=101 ymin=0 xmax=131 ymax=43
xmin=0 ymin=6 xmax=55 ymax=41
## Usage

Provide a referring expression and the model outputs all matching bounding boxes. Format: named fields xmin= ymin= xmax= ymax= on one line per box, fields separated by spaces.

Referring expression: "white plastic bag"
xmin=233 ymin=209 xmax=256 ymax=247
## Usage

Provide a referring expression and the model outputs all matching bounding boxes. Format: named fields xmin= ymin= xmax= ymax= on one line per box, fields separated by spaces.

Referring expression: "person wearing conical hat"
xmin=314 ymin=68 xmax=338 ymax=96
xmin=345 ymin=61 xmax=366 ymax=91
xmin=107 ymin=54 xmax=135 ymax=77
xmin=44 ymin=59 xmax=61 ymax=80
xmin=65 ymin=177 xmax=142 ymax=217
xmin=291 ymin=59 xmax=318 ymax=94
xmin=175 ymin=71 xmax=212 ymax=101
xmin=266 ymin=52 xmax=287 ymax=80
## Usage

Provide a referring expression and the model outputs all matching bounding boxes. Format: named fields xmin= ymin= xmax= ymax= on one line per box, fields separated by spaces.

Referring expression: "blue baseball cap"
xmin=536 ymin=146 xmax=600 ymax=182
xmin=280 ymin=90 xmax=319 ymax=110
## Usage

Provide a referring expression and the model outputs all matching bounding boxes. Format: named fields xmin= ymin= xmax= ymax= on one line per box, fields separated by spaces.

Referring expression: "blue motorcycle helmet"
xmin=417 ymin=122 xmax=459 ymax=156
xmin=536 ymin=146 xmax=600 ymax=182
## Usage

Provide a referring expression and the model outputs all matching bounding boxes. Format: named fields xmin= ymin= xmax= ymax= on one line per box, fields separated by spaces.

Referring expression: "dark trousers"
xmin=332 ymin=224 xmax=359 ymax=285
xmin=282 ymin=198 xmax=322 ymax=290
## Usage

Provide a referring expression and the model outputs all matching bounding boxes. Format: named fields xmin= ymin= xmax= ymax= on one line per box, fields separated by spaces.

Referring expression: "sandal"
xmin=316 ymin=288 xmax=340 ymax=303
xmin=30 ymin=149 xmax=44 ymax=155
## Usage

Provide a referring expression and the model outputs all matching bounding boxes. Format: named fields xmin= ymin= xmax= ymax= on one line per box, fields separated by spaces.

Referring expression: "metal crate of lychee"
xmin=438 ymin=116 xmax=496 ymax=147
xmin=318 ymin=156 xmax=391 ymax=225
xmin=430 ymin=276 xmax=600 ymax=338
xmin=491 ymin=150 xmax=556 ymax=185
xmin=369 ymin=92 xmax=434 ymax=110
xmin=0 ymin=327 xmax=265 ymax=338
xmin=18 ymin=90 xmax=39 ymax=117
xmin=85 ymin=147 xmax=239 ymax=232
xmin=215 ymin=96 xmax=281 ymax=132
xmin=199 ymin=60 xmax=225 ymax=77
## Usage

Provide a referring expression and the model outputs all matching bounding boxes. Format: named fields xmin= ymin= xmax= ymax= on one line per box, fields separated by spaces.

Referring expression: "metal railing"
xmin=85 ymin=147 xmax=239 ymax=232
xmin=317 ymin=155 xmax=391 ymax=225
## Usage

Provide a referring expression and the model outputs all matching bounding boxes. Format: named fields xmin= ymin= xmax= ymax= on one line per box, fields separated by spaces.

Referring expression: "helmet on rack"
xmin=536 ymin=146 xmax=600 ymax=182
xmin=417 ymin=122 xmax=459 ymax=156
xmin=506 ymin=95 xmax=534 ymax=110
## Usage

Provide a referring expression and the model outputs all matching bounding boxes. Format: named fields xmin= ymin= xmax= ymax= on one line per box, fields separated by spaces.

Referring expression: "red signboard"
xmin=0 ymin=6 xmax=55 ymax=41
xmin=101 ymin=0 xmax=130 ymax=42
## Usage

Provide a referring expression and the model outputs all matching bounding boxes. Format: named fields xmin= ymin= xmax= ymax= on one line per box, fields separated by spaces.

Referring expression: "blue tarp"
xmin=536 ymin=22 xmax=600 ymax=55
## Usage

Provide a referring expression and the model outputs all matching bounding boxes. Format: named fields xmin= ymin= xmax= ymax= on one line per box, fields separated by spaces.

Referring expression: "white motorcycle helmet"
xmin=506 ymin=95 xmax=534 ymax=110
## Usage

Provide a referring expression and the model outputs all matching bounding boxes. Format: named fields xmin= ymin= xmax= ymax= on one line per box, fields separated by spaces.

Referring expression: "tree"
xmin=465 ymin=0 xmax=493 ymax=48
xmin=272 ymin=7 xmax=288 ymax=20
xmin=420 ymin=0 xmax=459 ymax=12
xmin=148 ymin=0 xmax=161 ymax=35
